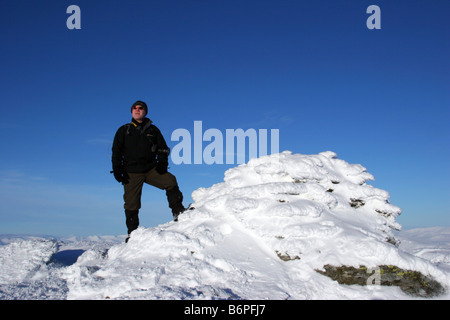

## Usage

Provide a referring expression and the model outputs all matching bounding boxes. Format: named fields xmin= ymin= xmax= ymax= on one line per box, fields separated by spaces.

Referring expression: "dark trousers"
xmin=123 ymin=167 xmax=184 ymax=234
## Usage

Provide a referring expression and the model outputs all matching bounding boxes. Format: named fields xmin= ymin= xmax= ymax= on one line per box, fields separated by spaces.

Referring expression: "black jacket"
xmin=112 ymin=118 xmax=170 ymax=173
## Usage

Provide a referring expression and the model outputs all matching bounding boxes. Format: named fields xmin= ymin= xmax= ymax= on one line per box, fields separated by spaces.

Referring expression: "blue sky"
xmin=0 ymin=0 xmax=448 ymax=237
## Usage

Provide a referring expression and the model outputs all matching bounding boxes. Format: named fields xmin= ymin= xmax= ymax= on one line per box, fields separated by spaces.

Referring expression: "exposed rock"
xmin=316 ymin=264 xmax=445 ymax=298
xmin=349 ymin=198 xmax=365 ymax=208
xmin=276 ymin=251 xmax=300 ymax=261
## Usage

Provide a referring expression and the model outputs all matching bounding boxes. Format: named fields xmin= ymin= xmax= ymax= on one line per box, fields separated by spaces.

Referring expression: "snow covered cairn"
xmin=65 ymin=151 xmax=446 ymax=299
xmin=193 ymin=150 xmax=402 ymax=250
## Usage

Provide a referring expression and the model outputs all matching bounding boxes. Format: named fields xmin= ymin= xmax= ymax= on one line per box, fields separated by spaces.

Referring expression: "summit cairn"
xmin=64 ymin=151 xmax=447 ymax=299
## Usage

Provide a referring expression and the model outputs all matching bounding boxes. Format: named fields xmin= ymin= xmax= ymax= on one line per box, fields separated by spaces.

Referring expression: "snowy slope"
xmin=396 ymin=227 xmax=450 ymax=266
xmin=1 ymin=151 xmax=449 ymax=300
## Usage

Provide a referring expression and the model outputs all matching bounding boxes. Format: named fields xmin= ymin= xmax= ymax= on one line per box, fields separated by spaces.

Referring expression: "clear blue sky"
xmin=0 ymin=0 xmax=448 ymax=237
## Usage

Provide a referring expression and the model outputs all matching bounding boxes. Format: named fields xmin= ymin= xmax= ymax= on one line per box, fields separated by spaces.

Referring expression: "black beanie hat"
xmin=131 ymin=100 xmax=148 ymax=115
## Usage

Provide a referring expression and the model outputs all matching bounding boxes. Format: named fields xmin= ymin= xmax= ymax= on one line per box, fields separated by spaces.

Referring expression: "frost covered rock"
xmin=0 ymin=238 xmax=58 ymax=285
xmin=0 ymin=238 xmax=69 ymax=300
xmin=62 ymin=151 xmax=448 ymax=300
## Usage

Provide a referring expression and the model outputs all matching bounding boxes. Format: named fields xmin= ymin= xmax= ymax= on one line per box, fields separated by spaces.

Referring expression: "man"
xmin=112 ymin=100 xmax=185 ymax=241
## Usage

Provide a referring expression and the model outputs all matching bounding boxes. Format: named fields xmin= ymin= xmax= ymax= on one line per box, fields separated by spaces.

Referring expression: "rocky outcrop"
xmin=316 ymin=264 xmax=445 ymax=298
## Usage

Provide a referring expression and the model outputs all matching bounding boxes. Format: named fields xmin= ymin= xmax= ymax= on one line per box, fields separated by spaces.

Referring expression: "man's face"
xmin=132 ymin=105 xmax=146 ymax=122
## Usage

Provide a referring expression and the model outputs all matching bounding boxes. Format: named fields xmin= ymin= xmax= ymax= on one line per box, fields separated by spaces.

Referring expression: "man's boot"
xmin=166 ymin=186 xmax=185 ymax=221
xmin=125 ymin=209 xmax=139 ymax=242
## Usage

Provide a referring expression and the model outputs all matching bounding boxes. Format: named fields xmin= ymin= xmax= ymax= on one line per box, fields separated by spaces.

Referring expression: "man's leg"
xmin=123 ymin=173 xmax=145 ymax=239
xmin=166 ymin=185 xmax=185 ymax=220
xmin=125 ymin=209 xmax=139 ymax=238
xmin=145 ymin=168 xmax=185 ymax=220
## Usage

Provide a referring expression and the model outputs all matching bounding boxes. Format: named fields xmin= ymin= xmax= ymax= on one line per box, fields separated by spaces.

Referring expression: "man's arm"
xmin=111 ymin=126 xmax=128 ymax=183
xmin=152 ymin=125 xmax=170 ymax=173
xmin=112 ymin=126 xmax=125 ymax=169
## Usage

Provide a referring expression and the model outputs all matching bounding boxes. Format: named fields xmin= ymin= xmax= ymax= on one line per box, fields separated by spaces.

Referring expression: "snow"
xmin=1 ymin=151 xmax=449 ymax=300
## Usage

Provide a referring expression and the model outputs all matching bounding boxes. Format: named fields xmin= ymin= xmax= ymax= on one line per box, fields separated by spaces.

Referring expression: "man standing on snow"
xmin=112 ymin=100 xmax=186 ymax=241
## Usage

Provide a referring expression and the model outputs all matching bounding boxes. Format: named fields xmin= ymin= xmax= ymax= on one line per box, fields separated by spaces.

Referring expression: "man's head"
xmin=131 ymin=100 xmax=148 ymax=122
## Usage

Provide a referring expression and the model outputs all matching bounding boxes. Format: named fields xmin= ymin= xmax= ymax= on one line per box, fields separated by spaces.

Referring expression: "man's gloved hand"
xmin=113 ymin=166 xmax=129 ymax=185
xmin=156 ymin=160 xmax=168 ymax=175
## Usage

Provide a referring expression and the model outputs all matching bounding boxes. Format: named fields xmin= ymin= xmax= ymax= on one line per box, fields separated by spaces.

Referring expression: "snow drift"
xmin=1 ymin=151 xmax=449 ymax=299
